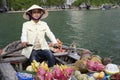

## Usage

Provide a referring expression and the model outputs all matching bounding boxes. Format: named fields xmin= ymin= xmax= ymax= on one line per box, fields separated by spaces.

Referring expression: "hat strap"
xmin=26 ymin=11 xmax=44 ymax=20
xmin=37 ymin=12 xmax=44 ymax=20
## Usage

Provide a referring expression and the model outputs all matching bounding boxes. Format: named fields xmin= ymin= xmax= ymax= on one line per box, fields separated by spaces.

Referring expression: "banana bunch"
xmin=40 ymin=62 xmax=49 ymax=71
xmin=31 ymin=60 xmax=40 ymax=72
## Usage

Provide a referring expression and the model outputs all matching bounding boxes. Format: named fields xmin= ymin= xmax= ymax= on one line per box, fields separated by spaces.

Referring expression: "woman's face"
xmin=31 ymin=9 xmax=42 ymax=19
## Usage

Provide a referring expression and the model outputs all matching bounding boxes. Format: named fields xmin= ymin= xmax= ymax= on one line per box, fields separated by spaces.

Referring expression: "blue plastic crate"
xmin=16 ymin=72 xmax=33 ymax=80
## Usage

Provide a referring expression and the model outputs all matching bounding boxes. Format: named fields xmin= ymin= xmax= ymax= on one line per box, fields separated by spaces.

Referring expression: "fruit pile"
xmin=73 ymin=48 xmax=120 ymax=80
xmin=26 ymin=60 xmax=74 ymax=80
xmin=49 ymin=39 xmax=66 ymax=53
xmin=52 ymin=64 xmax=74 ymax=80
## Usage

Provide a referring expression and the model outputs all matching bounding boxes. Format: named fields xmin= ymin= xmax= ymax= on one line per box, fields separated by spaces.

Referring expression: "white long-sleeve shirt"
xmin=21 ymin=20 xmax=57 ymax=58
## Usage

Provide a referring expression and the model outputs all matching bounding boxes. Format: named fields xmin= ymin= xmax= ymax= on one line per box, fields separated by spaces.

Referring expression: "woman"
xmin=21 ymin=4 xmax=58 ymax=67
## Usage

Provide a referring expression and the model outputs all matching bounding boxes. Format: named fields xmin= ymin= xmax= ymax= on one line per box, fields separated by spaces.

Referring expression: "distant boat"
xmin=100 ymin=4 xmax=111 ymax=10
xmin=79 ymin=3 xmax=91 ymax=10
xmin=0 ymin=0 xmax=8 ymax=13
xmin=0 ymin=7 xmax=7 ymax=13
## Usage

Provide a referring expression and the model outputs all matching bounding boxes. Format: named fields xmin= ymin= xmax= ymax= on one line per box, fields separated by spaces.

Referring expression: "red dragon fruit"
xmin=63 ymin=67 xmax=74 ymax=78
xmin=60 ymin=75 xmax=68 ymax=80
xmin=53 ymin=67 xmax=63 ymax=79
xmin=37 ymin=67 xmax=46 ymax=76
xmin=35 ymin=75 xmax=45 ymax=80
xmin=45 ymin=71 xmax=53 ymax=80
xmin=95 ymin=62 xmax=105 ymax=72
xmin=87 ymin=60 xmax=96 ymax=71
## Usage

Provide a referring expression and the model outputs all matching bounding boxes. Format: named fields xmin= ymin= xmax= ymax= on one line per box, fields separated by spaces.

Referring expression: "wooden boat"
xmin=0 ymin=40 xmax=83 ymax=80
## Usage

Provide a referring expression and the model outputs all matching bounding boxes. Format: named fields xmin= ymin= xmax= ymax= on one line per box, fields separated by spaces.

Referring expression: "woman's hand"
xmin=22 ymin=42 xmax=28 ymax=47
xmin=54 ymin=43 xmax=61 ymax=48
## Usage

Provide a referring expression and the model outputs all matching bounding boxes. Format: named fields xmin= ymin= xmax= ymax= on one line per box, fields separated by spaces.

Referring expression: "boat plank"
xmin=53 ymin=52 xmax=68 ymax=56
xmin=68 ymin=53 xmax=80 ymax=60
xmin=55 ymin=57 xmax=68 ymax=64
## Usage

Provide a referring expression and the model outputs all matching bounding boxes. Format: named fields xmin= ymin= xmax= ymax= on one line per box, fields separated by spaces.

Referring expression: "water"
xmin=0 ymin=9 xmax=120 ymax=64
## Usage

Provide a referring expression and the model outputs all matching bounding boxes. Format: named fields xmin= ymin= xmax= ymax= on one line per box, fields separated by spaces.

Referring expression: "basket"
xmin=16 ymin=72 xmax=33 ymax=80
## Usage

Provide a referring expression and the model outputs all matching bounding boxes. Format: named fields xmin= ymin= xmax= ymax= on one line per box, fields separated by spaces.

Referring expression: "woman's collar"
xmin=31 ymin=20 xmax=41 ymax=24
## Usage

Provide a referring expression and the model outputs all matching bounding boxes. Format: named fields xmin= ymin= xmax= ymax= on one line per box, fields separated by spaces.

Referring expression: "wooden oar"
xmin=0 ymin=44 xmax=33 ymax=58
